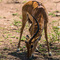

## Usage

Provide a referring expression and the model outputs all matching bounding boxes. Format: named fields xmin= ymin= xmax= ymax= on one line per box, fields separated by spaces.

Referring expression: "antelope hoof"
xmin=49 ymin=52 xmax=52 ymax=56
xmin=35 ymin=48 xmax=40 ymax=53
xmin=35 ymin=49 xmax=39 ymax=52
xmin=17 ymin=48 xmax=20 ymax=52
xmin=32 ymin=54 xmax=34 ymax=58
xmin=29 ymin=54 xmax=34 ymax=59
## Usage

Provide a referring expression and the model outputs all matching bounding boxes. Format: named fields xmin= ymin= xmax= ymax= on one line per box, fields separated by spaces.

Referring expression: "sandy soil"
xmin=0 ymin=0 xmax=60 ymax=60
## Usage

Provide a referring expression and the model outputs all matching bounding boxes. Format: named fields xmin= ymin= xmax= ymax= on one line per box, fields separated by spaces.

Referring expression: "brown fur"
xmin=17 ymin=1 xmax=51 ymax=58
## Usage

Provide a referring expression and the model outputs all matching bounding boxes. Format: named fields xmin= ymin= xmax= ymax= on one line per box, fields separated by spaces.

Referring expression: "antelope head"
xmin=25 ymin=14 xmax=39 ymax=58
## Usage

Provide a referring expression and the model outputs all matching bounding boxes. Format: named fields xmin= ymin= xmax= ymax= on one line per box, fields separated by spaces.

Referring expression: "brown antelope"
xmin=17 ymin=1 xmax=52 ymax=58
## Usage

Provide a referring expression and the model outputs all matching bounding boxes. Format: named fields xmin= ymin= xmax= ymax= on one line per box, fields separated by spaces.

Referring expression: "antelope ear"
xmin=26 ymin=35 xmax=29 ymax=40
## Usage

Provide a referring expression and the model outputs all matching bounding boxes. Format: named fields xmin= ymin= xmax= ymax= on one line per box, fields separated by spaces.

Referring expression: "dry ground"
xmin=0 ymin=0 xmax=60 ymax=60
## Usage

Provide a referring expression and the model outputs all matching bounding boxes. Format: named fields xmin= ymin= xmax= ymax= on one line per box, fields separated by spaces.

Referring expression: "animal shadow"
xmin=8 ymin=51 xmax=60 ymax=60
xmin=8 ymin=51 xmax=37 ymax=60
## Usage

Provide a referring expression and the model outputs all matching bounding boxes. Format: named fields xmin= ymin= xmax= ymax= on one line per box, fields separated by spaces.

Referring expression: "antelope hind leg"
xmin=44 ymin=23 xmax=52 ymax=56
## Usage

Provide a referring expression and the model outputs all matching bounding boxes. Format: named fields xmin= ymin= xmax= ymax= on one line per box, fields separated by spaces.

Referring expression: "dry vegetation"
xmin=0 ymin=0 xmax=60 ymax=60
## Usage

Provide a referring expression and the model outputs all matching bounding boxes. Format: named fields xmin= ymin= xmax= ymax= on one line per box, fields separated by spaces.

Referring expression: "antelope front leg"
xmin=35 ymin=36 xmax=42 ymax=52
xmin=17 ymin=24 xmax=25 ymax=52
xmin=17 ymin=11 xmax=27 ymax=52
xmin=44 ymin=23 xmax=52 ymax=56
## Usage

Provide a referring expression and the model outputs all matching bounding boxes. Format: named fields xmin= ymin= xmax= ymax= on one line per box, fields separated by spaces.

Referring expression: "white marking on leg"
xmin=35 ymin=47 xmax=39 ymax=52
xmin=49 ymin=52 xmax=52 ymax=56
xmin=32 ymin=54 xmax=34 ymax=57
xmin=17 ymin=48 xmax=20 ymax=52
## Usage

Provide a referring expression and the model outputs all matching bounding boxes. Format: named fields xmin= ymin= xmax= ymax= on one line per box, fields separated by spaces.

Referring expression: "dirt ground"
xmin=0 ymin=0 xmax=60 ymax=60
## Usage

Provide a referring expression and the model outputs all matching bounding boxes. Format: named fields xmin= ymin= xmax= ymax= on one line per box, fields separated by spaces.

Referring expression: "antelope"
xmin=17 ymin=1 xmax=52 ymax=58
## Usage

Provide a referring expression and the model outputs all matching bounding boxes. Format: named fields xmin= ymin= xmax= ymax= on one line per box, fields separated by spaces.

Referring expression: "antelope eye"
xmin=25 ymin=41 xmax=28 ymax=43
xmin=26 ymin=35 xmax=29 ymax=38
xmin=31 ymin=45 xmax=33 ymax=48
xmin=26 ymin=35 xmax=29 ymax=40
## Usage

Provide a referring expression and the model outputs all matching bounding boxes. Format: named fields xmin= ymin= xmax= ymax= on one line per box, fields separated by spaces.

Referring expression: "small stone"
xmin=57 ymin=26 xmax=60 ymax=28
xmin=56 ymin=13 xmax=60 ymax=16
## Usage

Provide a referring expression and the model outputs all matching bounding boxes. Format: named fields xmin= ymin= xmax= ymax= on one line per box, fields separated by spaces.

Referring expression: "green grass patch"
xmin=56 ymin=52 xmax=60 ymax=55
xmin=15 ymin=30 xmax=20 ymax=33
xmin=49 ymin=12 xmax=56 ymax=17
xmin=21 ymin=36 xmax=26 ymax=41
xmin=3 ymin=47 xmax=8 ymax=50
xmin=20 ymin=48 xmax=23 ymax=51
xmin=13 ymin=20 xmax=22 ymax=26
xmin=23 ymin=46 xmax=26 ymax=48
xmin=5 ymin=35 xmax=9 ymax=39
xmin=10 ymin=39 xmax=12 ymax=41
xmin=6 ymin=35 xmax=9 ymax=38
xmin=53 ymin=26 xmax=59 ymax=30
xmin=4 ymin=55 xmax=7 ymax=58
xmin=12 ymin=13 xmax=18 ymax=16
xmin=54 ymin=10 xmax=59 ymax=13
xmin=10 ymin=42 xmax=12 ymax=44
xmin=52 ymin=20 xmax=57 ymax=23
xmin=23 ymin=1 xmax=27 ymax=3
xmin=49 ymin=24 xmax=60 ymax=42
xmin=54 ymin=46 xmax=58 ymax=50
xmin=11 ymin=36 xmax=15 ymax=38
xmin=44 ymin=39 xmax=46 ymax=42
xmin=39 ymin=48 xmax=46 ymax=51
xmin=5 ymin=36 xmax=9 ymax=39
xmin=0 ymin=53 xmax=2 ymax=56
xmin=19 ymin=15 xmax=22 ymax=19
xmin=26 ymin=24 xmax=28 ymax=28
xmin=10 ymin=24 xmax=13 ymax=26
xmin=49 ymin=12 xmax=53 ymax=15
xmin=16 ymin=37 xmax=19 ymax=39
xmin=54 ymin=50 xmax=60 ymax=52
xmin=8 ymin=34 xmax=11 ymax=36
xmin=39 ymin=44 xmax=42 ymax=48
